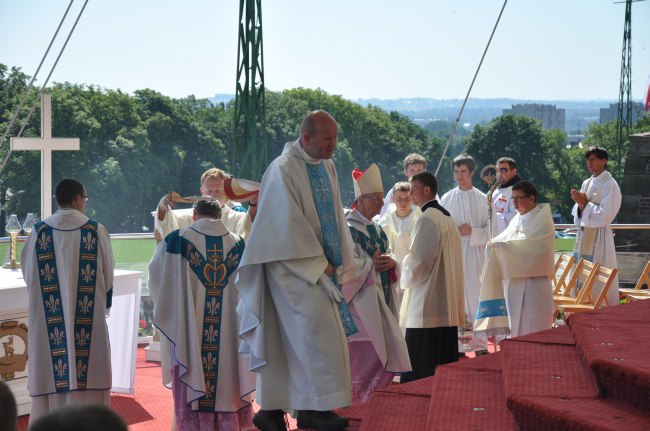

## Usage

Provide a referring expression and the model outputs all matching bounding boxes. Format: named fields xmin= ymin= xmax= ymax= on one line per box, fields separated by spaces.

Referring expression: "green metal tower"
xmin=614 ymin=0 xmax=633 ymax=179
xmin=232 ymin=0 xmax=267 ymax=181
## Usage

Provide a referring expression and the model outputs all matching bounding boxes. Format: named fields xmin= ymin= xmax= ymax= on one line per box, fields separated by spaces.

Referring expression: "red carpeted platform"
xmin=338 ymin=300 xmax=650 ymax=430
xmin=16 ymin=300 xmax=650 ymax=430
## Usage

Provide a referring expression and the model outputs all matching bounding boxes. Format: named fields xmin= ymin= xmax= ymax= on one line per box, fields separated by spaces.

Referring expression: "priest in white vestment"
xmin=149 ymin=200 xmax=255 ymax=431
xmin=440 ymin=155 xmax=492 ymax=354
xmin=492 ymin=157 xmax=522 ymax=236
xmin=21 ymin=179 xmax=114 ymax=422
xmin=475 ymin=181 xmax=555 ymax=340
xmin=343 ymin=164 xmax=411 ymax=403
xmin=154 ymin=167 xmax=255 ymax=240
xmin=571 ymin=146 xmax=621 ymax=306
xmin=400 ymin=172 xmax=465 ymax=383
xmin=378 ymin=181 xmax=420 ymax=315
xmin=235 ymin=111 xmax=353 ymax=431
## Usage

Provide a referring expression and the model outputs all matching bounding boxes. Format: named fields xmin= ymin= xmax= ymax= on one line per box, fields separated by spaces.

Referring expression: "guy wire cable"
xmin=0 ymin=0 xmax=75 ymax=148
xmin=434 ymin=0 xmax=508 ymax=176
xmin=0 ymin=0 xmax=89 ymax=176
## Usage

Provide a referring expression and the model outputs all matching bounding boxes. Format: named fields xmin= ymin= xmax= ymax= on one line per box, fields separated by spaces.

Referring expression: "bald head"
xmin=300 ymin=111 xmax=338 ymax=160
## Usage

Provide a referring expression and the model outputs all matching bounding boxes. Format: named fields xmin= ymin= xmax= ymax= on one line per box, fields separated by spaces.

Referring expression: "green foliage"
xmin=0 ymin=68 xmax=437 ymax=232
xmin=7 ymin=63 xmax=642 ymax=233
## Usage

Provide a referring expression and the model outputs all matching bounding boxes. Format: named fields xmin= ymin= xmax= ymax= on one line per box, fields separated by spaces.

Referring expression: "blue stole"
xmin=305 ymin=161 xmax=358 ymax=337
xmin=348 ymin=222 xmax=392 ymax=307
xmin=164 ymin=230 xmax=245 ymax=412
xmin=34 ymin=220 xmax=99 ymax=392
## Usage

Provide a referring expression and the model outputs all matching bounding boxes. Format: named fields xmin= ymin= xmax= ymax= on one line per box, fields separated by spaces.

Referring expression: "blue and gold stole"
xmin=34 ymin=220 xmax=99 ymax=392
xmin=305 ymin=161 xmax=358 ymax=337
xmin=164 ymin=230 xmax=244 ymax=412
xmin=348 ymin=221 xmax=393 ymax=307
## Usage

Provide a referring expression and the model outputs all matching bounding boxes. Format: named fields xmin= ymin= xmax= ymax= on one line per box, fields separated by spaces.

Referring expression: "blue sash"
xmin=165 ymin=230 xmax=245 ymax=412
xmin=34 ymin=220 xmax=99 ymax=392
xmin=305 ymin=161 xmax=358 ymax=337
xmin=349 ymin=223 xmax=392 ymax=307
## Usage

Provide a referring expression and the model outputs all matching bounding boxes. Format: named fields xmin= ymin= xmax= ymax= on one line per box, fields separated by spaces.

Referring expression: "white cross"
xmin=10 ymin=93 xmax=80 ymax=218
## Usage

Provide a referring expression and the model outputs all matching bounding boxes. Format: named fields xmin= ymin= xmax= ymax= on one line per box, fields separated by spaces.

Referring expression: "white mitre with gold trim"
xmin=352 ymin=163 xmax=384 ymax=198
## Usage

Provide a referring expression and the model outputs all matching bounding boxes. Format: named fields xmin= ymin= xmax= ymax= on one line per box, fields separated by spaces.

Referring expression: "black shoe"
xmin=475 ymin=349 xmax=489 ymax=356
xmin=253 ymin=409 xmax=288 ymax=431
xmin=296 ymin=410 xmax=349 ymax=431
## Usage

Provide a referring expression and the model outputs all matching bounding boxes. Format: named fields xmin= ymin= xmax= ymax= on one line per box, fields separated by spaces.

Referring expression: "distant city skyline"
xmin=2 ymin=1 xmax=650 ymax=102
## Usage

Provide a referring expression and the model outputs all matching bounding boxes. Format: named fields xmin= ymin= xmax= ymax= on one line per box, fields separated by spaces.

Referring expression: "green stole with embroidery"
xmin=348 ymin=219 xmax=393 ymax=307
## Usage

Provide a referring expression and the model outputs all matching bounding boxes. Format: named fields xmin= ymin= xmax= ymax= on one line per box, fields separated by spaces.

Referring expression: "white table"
xmin=0 ymin=268 xmax=142 ymax=415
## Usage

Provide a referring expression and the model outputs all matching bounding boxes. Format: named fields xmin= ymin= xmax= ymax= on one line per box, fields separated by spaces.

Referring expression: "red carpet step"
xmin=507 ymin=395 xmax=650 ymax=431
xmin=567 ymin=300 xmax=650 ymax=412
xmin=426 ymin=353 xmax=517 ymax=431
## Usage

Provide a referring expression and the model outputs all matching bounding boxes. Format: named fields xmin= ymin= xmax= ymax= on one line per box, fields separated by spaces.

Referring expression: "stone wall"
xmin=615 ymin=132 xmax=650 ymax=253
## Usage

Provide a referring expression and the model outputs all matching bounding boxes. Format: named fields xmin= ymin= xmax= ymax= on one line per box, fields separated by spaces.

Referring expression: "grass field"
xmin=2 ymin=236 xmax=576 ymax=276
xmin=0 ymin=237 xmax=158 ymax=276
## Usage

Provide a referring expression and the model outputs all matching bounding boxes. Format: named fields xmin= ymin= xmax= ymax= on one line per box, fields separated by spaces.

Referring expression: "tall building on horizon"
xmin=502 ymin=103 xmax=565 ymax=130
xmin=599 ymin=102 xmax=644 ymax=125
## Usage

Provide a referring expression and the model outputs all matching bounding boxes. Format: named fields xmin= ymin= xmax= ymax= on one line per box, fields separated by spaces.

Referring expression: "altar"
xmin=0 ymin=268 xmax=142 ymax=415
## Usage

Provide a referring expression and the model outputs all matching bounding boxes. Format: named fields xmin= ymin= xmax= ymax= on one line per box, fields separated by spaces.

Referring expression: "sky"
xmin=2 ymin=0 xmax=650 ymax=102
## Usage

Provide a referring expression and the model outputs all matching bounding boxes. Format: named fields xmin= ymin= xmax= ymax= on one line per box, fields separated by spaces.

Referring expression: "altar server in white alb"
xmin=378 ymin=181 xmax=420 ymax=314
xmin=377 ymin=153 xmax=427 ymax=220
xmin=344 ymin=164 xmax=411 ymax=403
xmin=149 ymin=200 xmax=255 ymax=431
xmin=155 ymin=167 xmax=256 ymax=240
xmin=236 ymin=111 xmax=354 ymax=431
xmin=475 ymin=181 xmax=555 ymax=340
xmin=492 ymin=157 xmax=522 ymax=236
xmin=571 ymin=146 xmax=621 ymax=306
xmin=440 ymin=155 xmax=491 ymax=355
xmin=400 ymin=171 xmax=465 ymax=383
xmin=21 ymin=179 xmax=114 ymax=422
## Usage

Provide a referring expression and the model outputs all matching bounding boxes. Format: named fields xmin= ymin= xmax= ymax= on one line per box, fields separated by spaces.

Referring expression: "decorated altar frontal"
xmin=0 ymin=267 xmax=142 ymax=416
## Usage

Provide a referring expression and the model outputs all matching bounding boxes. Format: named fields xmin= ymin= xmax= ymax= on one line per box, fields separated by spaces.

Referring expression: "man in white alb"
xmin=570 ymin=146 xmax=621 ymax=306
xmin=475 ymin=181 xmax=555 ymax=339
xmin=377 ymin=153 xmax=427 ymax=219
xmin=440 ymin=155 xmax=491 ymax=355
xmin=21 ymin=179 xmax=114 ymax=421
xmin=235 ymin=111 xmax=354 ymax=431
xmin=155 ymin=167 xmax=256 ymax=239
xmin=378 ymin=181 xmax=420 ymax=314
xmin=492 ymin=157 xmax=522 ymax=236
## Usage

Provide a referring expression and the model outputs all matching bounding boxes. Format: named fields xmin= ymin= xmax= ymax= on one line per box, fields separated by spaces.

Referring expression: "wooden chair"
xmin=554 ymin=259 xmax=597 ymax=304
xmin=553 ymin=259 xmax=599 ymax=321
xmin=552 ymin=253 xmax=575 ymax=296
xmin=556 ymin=265 xmax=618 ymax=320
xmin=619 ymin=260 xmax=650 ymax=301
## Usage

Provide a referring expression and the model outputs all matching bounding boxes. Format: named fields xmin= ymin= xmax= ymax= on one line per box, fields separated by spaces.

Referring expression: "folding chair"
xmin=556 ymin=265 xmax=618 ymax=320
xmin=619 ymin=260 xmax=650 ymax=301
xmin=552 ymin=253 xmax=575 ymax=296
xmin=553 ymin=259 xmax=599 ymax=322
xmin=554 ymin=259 xmax=597 ymax=304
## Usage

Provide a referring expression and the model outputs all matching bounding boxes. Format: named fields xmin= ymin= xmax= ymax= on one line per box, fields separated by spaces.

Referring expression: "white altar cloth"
xmin=0 ymin=268 xmax=142 ymax=415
